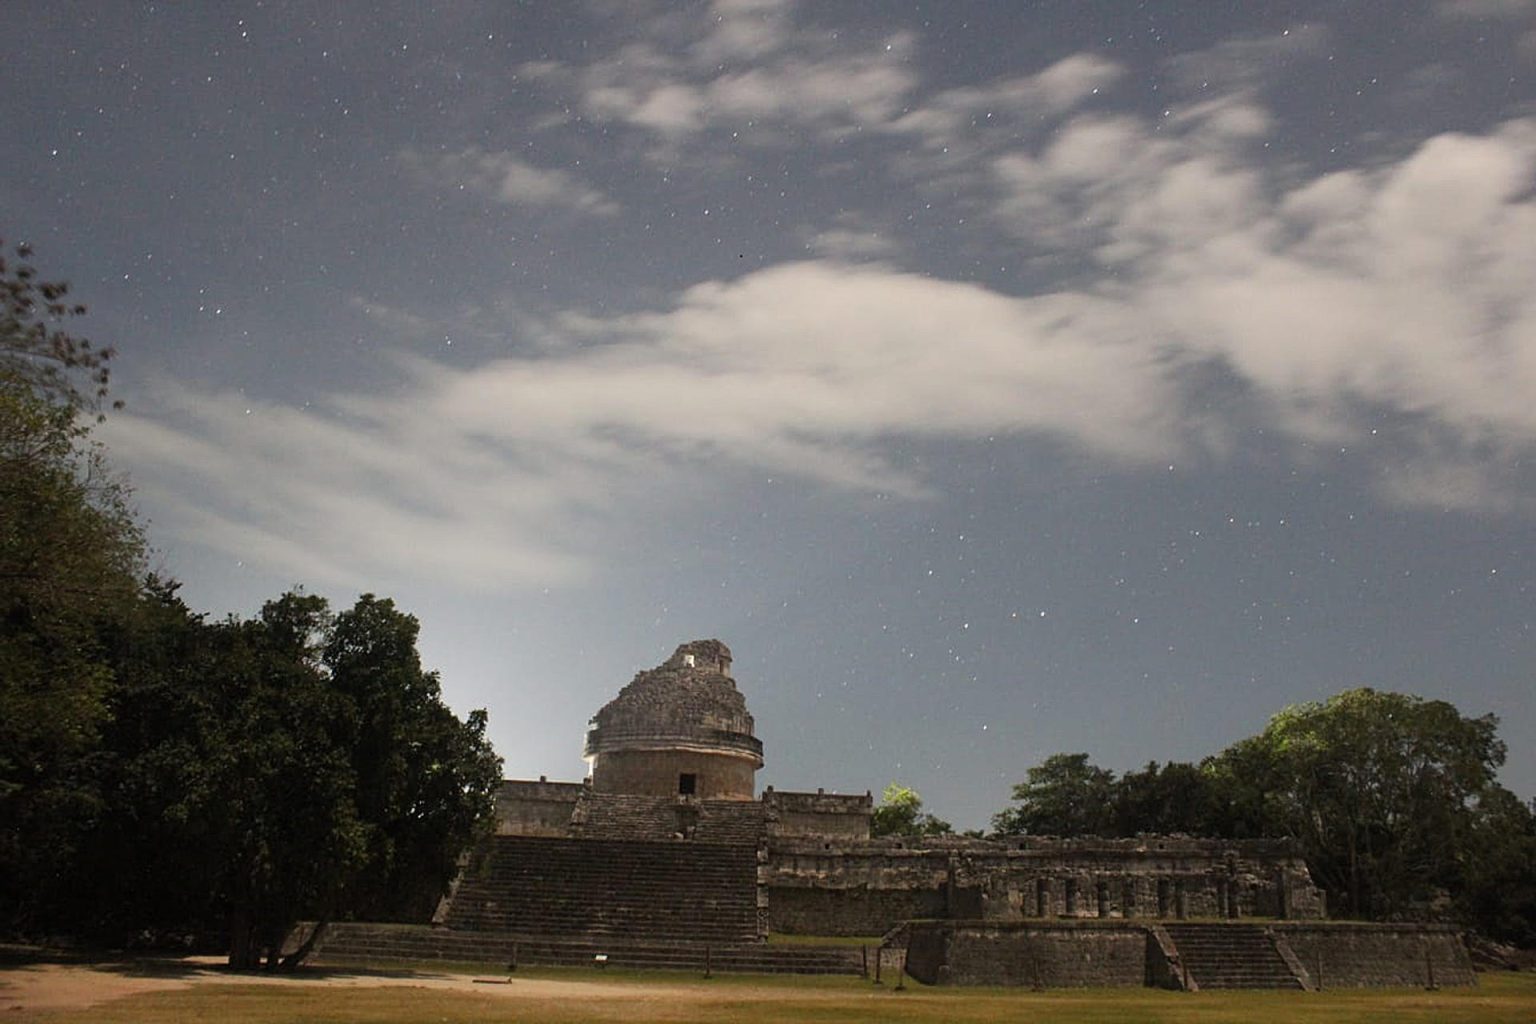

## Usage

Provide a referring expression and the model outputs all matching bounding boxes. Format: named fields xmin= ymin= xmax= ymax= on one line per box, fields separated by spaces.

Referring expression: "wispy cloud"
xmin=521 ymin=3 xmax=917 ymax=149
xmin=888 ymin=54 xmax=1125 ymax=153
xmin=399 ymin=147 xmax=618 ymax=215
xmin=1163 ymin=24 xmax=1334 ymax=94
xmin=801 ymin=213 xmax=902 ymax=260
xmin=110 ymin=108 xmax=1536 ymax=590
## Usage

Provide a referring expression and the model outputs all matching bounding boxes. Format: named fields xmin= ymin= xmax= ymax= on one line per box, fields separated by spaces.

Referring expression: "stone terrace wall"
xmin=905 ymin=921 xmax=1152 ymax=987
xmin=494 ymin=778 xmax=584 ymax=836
xmin=772 ymin=885 xmax=946 ymax=936
xmin=569 ymin=793 xmax=769 ymax=844
xmin=765 ymin=835 xmax=1323 ymax=936
xmin=762 ymin=787 xmax=873 ymax=839
xmin=766 ymin=840 xmax=950 ymax=935
xmin=1276 ymin=923 xmax=1475 ymax=988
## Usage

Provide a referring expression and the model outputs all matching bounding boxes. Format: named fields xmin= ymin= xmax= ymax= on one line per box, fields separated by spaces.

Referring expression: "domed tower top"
xmin=583 ymin=640 xmax=763 ymax=800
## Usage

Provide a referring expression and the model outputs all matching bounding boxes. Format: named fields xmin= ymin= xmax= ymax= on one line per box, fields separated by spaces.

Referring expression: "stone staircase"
xmin=313 ymin=924 xmax=863 ymax=975
xmin=696 ymin=800 xmax=769 ymax=844
xmin=568 ymin=793 xmax=768 ymax=844
xmin=569 ymin=794 xmax=680 ymax=840
xmin=1162 ymin=923 xmax=1305 ymax=989
xmin=443 ymin=835 xmax=759 ymax=944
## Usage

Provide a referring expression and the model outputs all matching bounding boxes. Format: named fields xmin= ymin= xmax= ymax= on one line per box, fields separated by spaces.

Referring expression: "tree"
xmin=214 ymin=593 xmax=368 ymax=969
xmin=57 ymin=578 xmax=204 ymax=939
xmin=1 ymin=239 xmax=117 ymax=416
xmin=1226 ymin=688 xmax=1507 ymax=919
xmin=70 ymin=589 xmax=502 ymax=969
xmin=322 ymin=595 xmax=503 ymax=923
xmin=0 ymin=239 xmax=501 ymax=959
xmin=123 ymin=592 xmax=503 ymax=970
xmin=0 ymin=241 xmax=141 ymax=933
xmin=1197 ymin=733 xmax=1292 ymax=841
xmin=870 ymin=783 xmax=953 ymax=837
xmin=992 ymin=753 xmax=1116 ymax=836
xmin=1112 ymin=761 xmax=1218 ymax=836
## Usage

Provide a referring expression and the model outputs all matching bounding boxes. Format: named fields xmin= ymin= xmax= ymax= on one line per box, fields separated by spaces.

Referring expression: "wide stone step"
xmin=441 ymin=835 xmax=760 ymax=944
xmin=314 ymin=925 xmax=862 ymax=976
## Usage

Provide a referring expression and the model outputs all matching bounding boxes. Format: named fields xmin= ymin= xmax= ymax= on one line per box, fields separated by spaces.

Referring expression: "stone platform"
xmin=311 ymin=923 xmax=864 ymax=976
xmin=902 ymin=919 xmax=1475 ymax=989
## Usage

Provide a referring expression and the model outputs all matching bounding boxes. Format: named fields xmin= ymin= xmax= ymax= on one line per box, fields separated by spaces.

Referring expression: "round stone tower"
xmin=583 ymin=639 xmax=764 ymax=800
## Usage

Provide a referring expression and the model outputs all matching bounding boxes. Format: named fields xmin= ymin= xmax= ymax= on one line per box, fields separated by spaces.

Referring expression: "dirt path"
xmin=0 ymin=958 xmax=708 ymax=1013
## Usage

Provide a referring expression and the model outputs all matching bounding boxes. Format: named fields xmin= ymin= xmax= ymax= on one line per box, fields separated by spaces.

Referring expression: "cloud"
xmin=113 ymin=116 xmax=1536 ymax=591
xmin=399 ymin=148 xmax=618 ymax=215
xmin=988 ymin=106 xmax=1536 ymax=501
xmin=695 ymin=0 xmax=799 ymax=62
xmin=888 ymin=54 xmax=1124 ymax=154
xmin=108 ymin=261 xmax=1184 ymax=590
xmin=802 ymin=214 xmax=901 ymax=260
xmin=107 ymin=383 xmax=599 ymax=590
xmin=1163 ymin=24 xmax=1333 ymax=94
xmin=521 ymin=8 xmax=917 ymax=148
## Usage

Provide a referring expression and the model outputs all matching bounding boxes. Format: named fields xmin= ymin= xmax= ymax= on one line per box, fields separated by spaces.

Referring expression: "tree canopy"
xmin=870 ymin=783 xmax=952 ymax=837
xmin=72 ymin=591 xmax=505 ymax=970
xmin=0 ymin=240 xmax=503 ymax=967
xmin=1 ymin=240 xmax=117 ymax=416
xmin=1 ymin=241 xmax=143 ymax=934
xmin=1227 ymin=688 xmax=1507 ymax=920
xmin=991 ymin=753 xmax=1117 ymax=837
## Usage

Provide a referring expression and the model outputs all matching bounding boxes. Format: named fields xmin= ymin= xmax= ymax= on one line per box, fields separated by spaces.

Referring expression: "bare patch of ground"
xmin=0 ymin=956 xmax=706 ymax=1014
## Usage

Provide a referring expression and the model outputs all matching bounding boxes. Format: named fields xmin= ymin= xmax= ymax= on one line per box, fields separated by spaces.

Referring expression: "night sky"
xmin=3 ymin=1 xmax=1533 ymax=829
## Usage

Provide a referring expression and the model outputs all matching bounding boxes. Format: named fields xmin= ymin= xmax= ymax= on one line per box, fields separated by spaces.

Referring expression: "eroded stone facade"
xmin=764 ymin=834 xmax=1324 ymax=935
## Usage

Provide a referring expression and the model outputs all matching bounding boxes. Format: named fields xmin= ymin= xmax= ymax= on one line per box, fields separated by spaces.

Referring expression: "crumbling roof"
xmin=589 ymin=639 xmax=754 ymax=737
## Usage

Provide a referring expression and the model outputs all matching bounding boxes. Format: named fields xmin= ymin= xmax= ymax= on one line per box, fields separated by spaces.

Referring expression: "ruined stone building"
xmin=315 ymin=639 xmax=1473 ymax=988
xmin=479 ymin=639 xmax=1324 ymax=936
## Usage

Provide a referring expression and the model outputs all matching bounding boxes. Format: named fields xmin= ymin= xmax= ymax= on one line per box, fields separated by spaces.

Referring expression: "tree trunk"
xmin=1348 ymin=830 xmax=1360 ymax=917
xmin=228 ymin=904 xmax=258 ymax=970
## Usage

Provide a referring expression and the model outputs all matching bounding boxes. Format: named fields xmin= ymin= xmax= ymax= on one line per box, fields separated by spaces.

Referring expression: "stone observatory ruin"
xmin=312 ymin=639 xmax=1474 ymax=988
xmin=583 ymin=639 xmax=762 ymax=801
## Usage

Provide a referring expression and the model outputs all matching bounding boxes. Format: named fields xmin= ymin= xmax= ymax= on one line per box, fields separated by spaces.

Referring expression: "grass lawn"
xmin=3 ymin=958 xmax=1533 ymax=1024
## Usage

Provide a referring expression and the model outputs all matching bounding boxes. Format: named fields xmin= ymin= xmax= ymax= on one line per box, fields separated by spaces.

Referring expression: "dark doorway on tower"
xmin=678 ymin=773 xmax=697 ymax=796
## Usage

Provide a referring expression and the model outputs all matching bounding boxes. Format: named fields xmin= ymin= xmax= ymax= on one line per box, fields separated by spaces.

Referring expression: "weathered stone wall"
xmin=905 ymin=921 xmax=1151 ymax=987
xmin=1275 ymin=923 xmax=1475 ymax=988
xmin=771 ymin=885 xmax=947 ymax=936
xmin=763 ymin=788 xmax=873 ymax=839
xmin=589 ymin=748 xmax=758 ymax=800
xmin=494 ymin=778 xmax=585 ymax=836
xmin=764 ymin=835 xmax=1323 ymax=935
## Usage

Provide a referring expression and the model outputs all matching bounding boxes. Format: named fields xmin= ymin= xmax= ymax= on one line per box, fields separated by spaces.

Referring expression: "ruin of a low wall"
xmin=1275 ymin=922 xmax=1475 ymax=988
xmin=903 ymin=919 xmax=1474 ymax=989
xmin=905 ymin=920 xmax=1152 ymax=987
xmin=762 ymin=787 xmax=873 ymax=839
